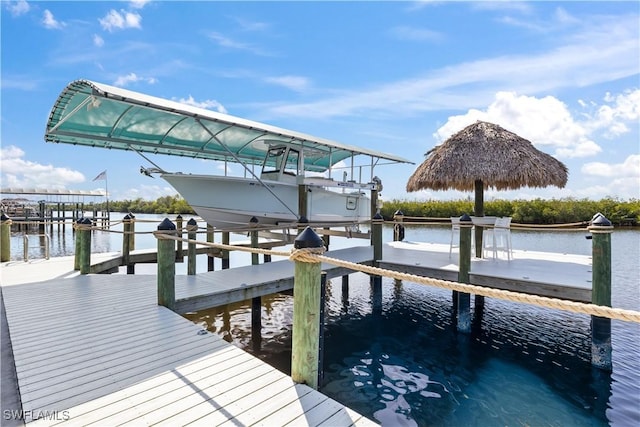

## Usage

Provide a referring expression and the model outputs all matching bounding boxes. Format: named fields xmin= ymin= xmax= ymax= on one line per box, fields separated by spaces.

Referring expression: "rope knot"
xmin=289 ymin=247 xmax=325 ymax=263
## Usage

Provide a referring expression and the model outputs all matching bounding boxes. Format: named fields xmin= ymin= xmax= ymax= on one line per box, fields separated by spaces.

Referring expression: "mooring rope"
xmin=152 ymin=232 xmax=640 ymax=324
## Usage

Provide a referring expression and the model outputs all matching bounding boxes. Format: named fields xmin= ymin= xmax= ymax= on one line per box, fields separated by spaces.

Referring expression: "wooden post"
xmin=127 ymin=214 xmax=135 ymax=274
xmin=291 ymin=226 xmax=324 ymax=389
xmin=341 ymin=275 xmax=349 ymax=308
xmin=207 ymin=224 xmax=214 ymax=271
xmin=122 ymin=214 xmax=132 ymax=274
xmin=187 ymin=218 xmax=198 ymax=275
xmin=1 ymin=213 xmax=12 ymax=262
xmin=457 ymin=214 xmax=473 ymax=333
xmin=298 ymin=184 xmax=308 ymax=222
xmin=322 ymin=227 xmax=330 ymax=250
xmin=318 ymin=272 xmax=327 ymax=387
xmin=78 ymin=217 xmax=92 ymax=275
xmin=222 ymin=231 xmax=230 ymax=269
xmin=250 ymin=216 xmax=261 ymax=351
xmin=393 ymin=210 xmax=405 ymax=242
xmin=371 ymin=212 xmax=383 ymax=263
xmin=74 ymin=218 xmax=82 ymax=270
xmin=156 ymin=218 xmax=177 ymax=311
xmin=589 ymin=213 xmax=613 ymax=371
xmin=176 ymin=215 xmax=184 ymax=262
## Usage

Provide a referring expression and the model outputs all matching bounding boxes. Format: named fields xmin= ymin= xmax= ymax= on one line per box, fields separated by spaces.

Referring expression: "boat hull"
xmin=162 ymin=173 xmax=371 ymax=230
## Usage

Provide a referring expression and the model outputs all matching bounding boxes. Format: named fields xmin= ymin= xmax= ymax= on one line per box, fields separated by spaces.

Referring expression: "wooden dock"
xmin=0 ymin=240 xmax=593 ymax=425
xmin=0 ymin=248 xmax=377 ymax=426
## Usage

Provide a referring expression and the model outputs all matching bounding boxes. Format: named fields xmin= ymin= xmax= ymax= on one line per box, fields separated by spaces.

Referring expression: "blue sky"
xmin=1 ymin=0 xmax=639 ymax=204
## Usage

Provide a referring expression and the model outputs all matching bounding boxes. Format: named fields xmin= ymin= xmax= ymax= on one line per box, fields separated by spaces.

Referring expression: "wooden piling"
xmin=589 ymin=213 xmax=613 ymax=371
xmin=222 ymin=231 xmax=230 ymax=270
xmin=122 ymin=214 xmax=133 ymax=274
xmin=207 ymin=224 xmax=214 ymax=271
xmin=187 ymin=218 xmax=198 ymax=275
xmin=291 ymin=226 xmax=324 ymax=389
xmin=157 ymin=218 xmax=177 ymax=311
xmin=74 ymin=218 xmax=81 ymax=270
xmin=78 ymin=218 xmax=92 ymax=275
xmin=176 ymin=215 xmax=184 ymax=262
xmin=457 ymin=214 xmax=473 ymax=333
xmin=250 ymin=216 xmax=261 ymax=351
xmin=1 ymin=213 xmax=12 ymax=262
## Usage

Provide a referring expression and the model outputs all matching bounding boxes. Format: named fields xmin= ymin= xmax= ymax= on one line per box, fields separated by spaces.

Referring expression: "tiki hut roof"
xmin=406 ymin=121 xmax=568 ymax=193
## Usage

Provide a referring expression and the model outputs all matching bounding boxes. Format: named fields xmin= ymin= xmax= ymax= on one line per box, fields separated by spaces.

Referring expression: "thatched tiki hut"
xmin=406 ymin=120 xmax=568 ymax=257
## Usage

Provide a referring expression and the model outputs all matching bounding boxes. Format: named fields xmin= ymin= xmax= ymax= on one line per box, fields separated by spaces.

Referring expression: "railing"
xmin=22 ymin=233 xmax=50 ymax=261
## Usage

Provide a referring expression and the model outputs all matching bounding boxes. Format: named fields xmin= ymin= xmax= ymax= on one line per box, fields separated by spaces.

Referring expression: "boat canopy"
xmin=45 ymin=80 xmax=412 ymax=173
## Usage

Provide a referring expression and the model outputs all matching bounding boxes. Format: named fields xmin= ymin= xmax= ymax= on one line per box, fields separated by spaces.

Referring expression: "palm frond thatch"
xmin=406 ymin=121 xmax=568 ymax=192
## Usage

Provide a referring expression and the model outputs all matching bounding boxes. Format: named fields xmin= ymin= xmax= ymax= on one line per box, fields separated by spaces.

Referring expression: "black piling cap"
xmin=373 ymin=212 xmax=384 ymax=220
xmin=294 ymin=226 xmax=324 ymax=249
xmin=249 ymin=216 xmax=259 ymax=225
xmin=187 ymin=218 xmax=198 ymax=226
xmin=1 ymin=212 xmax=10 ymax=222
xmin=158 ymin=218 xmax=176 ymax=230
xmin=394 ymin=210 xmax=404 ymax=216
xmin=591 ymin=214 xmax=612 ymax=227
xmin=123 ymin=213 xmax=132 ymax=220
xmin=460 ymin=213 xmax=472 ymax=222
xmin=80 ymin=217 xmax=92 ymax=225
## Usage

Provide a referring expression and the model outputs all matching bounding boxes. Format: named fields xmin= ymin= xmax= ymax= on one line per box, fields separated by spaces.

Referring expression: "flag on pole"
xmin=93 ymin=170 xmax=107 ymax=181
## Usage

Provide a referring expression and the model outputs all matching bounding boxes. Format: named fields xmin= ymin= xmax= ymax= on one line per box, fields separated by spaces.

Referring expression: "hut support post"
xmin=457 ymin=215 xmax=473 ymax=333
xmin=589 ymin=214 xmax=613 ymax=371
xmin=1 ymin=215 xmax=12 ymax=262
xmin=474 ymin=180 xmax=484 ymax=258
xmin=157 ymin=218 xmax=177 ymax=311
xmin=291 ymin=227 xmax=324 ymax=389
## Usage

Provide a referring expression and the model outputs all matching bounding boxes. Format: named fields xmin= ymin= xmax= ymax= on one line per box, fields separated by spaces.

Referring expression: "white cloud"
xmin=6 ymin=0 xmax=30 ymax=17
xmin=113 ymin=73 xmax=157 ymax=87
xmin=264 ymin=14 xmax=638 ymax=121
xmin=264 ymin=75 xmax=310 ymax=93
xmin=582 ymin=154 xmax=640 ymax=178
xmin=587 ymin=89 xmax=640 ymax=138
xmin=129 ymin=0 xmax=151 ymax=10
xmin=99 ymin=9 xmax=142 ymax=32
xmin=119 ymin=184 xmax=178 ymax=201
xmin=389 ymin=25 xmax=443 ymax=42
xmin=206 ymin=31 xmax=272 ymax=56
xmin=0 ymin=145 xmax=85 ymax=189
xmin=433 ymin=91 xmax=601 ymax=159
xmin=175 ymin=95 xmax=228 ymax=114
xmin=93 ymin=34 xmax=104 ymax=47
xmin=42 ymin=10 xmax=65 ymax=30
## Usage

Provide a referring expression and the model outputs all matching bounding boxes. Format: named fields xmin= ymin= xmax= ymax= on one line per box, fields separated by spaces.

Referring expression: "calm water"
xmin=7 ymin=214 xmax=640 ymax=426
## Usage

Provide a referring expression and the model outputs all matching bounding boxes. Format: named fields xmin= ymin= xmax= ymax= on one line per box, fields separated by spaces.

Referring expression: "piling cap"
xmin=80 ymin=217 xmax=92 ymax=225
xmin=1 ymin=212 xmax=10 ymax=222
xmin=459 ymin=213 xmax=472 ymax=222
xmin=157 ymin=218 xmax=176 ymax=230
xmin=294 ymin=226 xmax=324 ymax=249
xmin=123 ymin=213 xmax=132 ymax=220
xmin=394 ymin=210 xmax=404 ymax=216
xmin=373 ymin=212 xmax=384 ymax=221
xmin=187 ymin=218 xmax=198 ymax=226
xmin=591 ymin=214 xmax=612 ymax=227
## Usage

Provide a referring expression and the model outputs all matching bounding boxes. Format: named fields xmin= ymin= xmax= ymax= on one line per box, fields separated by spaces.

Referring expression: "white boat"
xmin=45 ymin=80 xmax=412 ymax=230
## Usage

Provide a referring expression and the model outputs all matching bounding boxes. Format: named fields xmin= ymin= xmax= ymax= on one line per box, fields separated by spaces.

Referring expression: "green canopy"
xmin=45 ymin=80 xmax=411 ymax=172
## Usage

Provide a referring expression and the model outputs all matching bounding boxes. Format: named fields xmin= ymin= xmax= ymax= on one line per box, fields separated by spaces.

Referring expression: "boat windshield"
xmin=262 ymin=146 xmax=300 ymax=177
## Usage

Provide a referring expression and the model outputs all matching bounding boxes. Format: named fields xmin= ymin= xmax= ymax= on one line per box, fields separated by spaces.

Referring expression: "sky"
xmin=1 ymin=0 xmax=639 ymax=205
